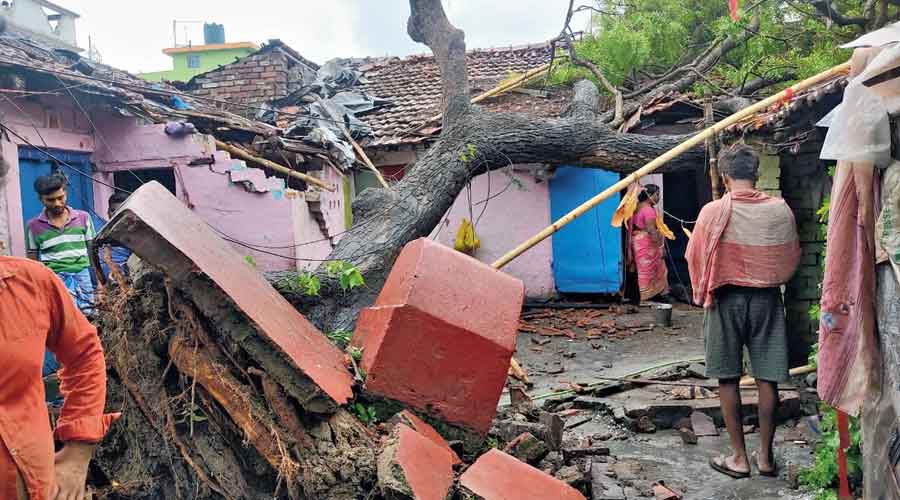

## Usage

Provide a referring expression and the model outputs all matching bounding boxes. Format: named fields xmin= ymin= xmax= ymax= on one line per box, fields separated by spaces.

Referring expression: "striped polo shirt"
xmin=26 ymin=208 xmax=95 ymax=273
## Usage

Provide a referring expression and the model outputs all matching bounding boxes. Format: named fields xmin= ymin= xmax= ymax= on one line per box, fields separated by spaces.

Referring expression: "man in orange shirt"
xmin=0 ymin=255 xmax=119 ymax=500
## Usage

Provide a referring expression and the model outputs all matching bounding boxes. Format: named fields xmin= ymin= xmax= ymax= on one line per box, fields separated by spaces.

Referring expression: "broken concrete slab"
xmin=540 ymin=412 xmax=565 ymax=451
xmin=352 ymin=238 xmax=524 ymax=434
xmin=677 ymin=427 xmax=698 ymax=444
xmin=388 ymin=410 xmax=461 ymax=465
xmin=503 ymin=432 xmax=550 ymax=465
xmin=652 ymin=482 xmax=683 ymax=500
xmin=377 ymin=424 xmax=455 ymax=500
xmin=95 ymin=181 xmax=353 ymax=412
xmin=690 ymin=411 xmax=719 ymax=437
xmin=562 ymin=446 xmax=610 ymax=463
xmin=460 ymin=449 xmax=587 ymax=500
xmin=615 ymin=389 xmax=801 ymax=429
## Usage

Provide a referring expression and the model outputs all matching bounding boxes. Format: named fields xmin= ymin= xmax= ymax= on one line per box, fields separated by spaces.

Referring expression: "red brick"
xmin=375 ymin=238 xmax=523 ymax=354
xmin=378 ymin=424 xmax=454 ymax=500
xmin=460 ymin=449 xmax=587 ymax=500
xmin=353 ymin=238 xmax=524 ymax=433
xmin=389 ymin=410 xmax=460 ymax=464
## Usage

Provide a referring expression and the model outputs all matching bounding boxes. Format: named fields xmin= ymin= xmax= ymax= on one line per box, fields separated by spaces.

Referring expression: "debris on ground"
xmin=519 ymin=307 xmax=648 ymax=340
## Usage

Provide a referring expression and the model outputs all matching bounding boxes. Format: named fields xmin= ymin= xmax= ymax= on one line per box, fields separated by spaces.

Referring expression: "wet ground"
xmin=504 ymin=303 xmax=817 ymax=500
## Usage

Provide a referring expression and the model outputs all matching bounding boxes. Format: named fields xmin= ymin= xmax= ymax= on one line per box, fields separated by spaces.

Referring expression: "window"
xmin=187 ymin=54 xmax=201 ymax=69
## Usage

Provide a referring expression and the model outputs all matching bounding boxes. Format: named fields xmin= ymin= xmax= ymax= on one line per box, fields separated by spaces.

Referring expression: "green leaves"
xmin=799 ymin=404 xmax=862 ymax=498
xmin=244 ymin=255 xmax=257 ymax=268
xmin=297 ymin=272 xmax=321 ymax=296
xmin=326 ymin=260 xmax=365 ymax=291
xmin=326 ymin=329 xmax=353 ymax=348
xmin=352 ymin=403 xmax=377 ymax=424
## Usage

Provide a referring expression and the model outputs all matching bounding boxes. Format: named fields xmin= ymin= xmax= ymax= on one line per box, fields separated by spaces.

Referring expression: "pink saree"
xmin=628 ymin=205 xmax=668 ymax=301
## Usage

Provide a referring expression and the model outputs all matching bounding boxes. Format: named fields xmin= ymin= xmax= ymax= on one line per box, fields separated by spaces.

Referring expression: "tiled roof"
xmin=353 ymin=43 xmax=554 ymax=146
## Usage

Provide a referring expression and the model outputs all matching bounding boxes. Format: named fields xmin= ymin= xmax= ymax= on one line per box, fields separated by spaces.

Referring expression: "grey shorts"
xmin=703 ymin=285 xmax=789 ymax=383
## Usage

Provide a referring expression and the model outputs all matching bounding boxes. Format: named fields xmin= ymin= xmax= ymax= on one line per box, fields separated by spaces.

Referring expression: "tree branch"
xmin=559 ymin=0 xmax=624 ymax=126
xmin=407 ymin=0 xmax=469 ymax=127
xmin=808 ymin=0 xmax=869 ymax=26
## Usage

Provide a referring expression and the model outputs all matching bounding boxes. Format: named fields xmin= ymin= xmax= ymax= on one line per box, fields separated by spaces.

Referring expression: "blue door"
xmin=549 ymin=166 xmax=622 ymax=293
xmin=18 ymin=147 xmax=99 ymax=231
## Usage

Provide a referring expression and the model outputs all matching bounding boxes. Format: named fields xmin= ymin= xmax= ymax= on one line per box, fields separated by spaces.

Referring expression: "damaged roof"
xmin=629 ymin=73 xmax=849 ymax=150
xmin=0 ymin=29 xmax=278 ymax=136
xmin=352 ymin=42 xmax=555 ymax=146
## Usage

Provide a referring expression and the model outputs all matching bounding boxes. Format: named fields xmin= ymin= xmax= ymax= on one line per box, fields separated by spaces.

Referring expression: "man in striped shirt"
xmin=26 ymin=173 xmax=96 ymax=313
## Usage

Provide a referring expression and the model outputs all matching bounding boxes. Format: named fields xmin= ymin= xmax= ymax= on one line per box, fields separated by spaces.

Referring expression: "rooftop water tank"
xmin=203 ymin=23 xmax=224 ymax=45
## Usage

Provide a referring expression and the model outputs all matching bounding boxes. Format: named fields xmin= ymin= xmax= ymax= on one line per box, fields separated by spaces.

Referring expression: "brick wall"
xmin=187 ymin=48 xmax=313 ymax=118
xmin=779 ymin=149 xmax=831 ymax=365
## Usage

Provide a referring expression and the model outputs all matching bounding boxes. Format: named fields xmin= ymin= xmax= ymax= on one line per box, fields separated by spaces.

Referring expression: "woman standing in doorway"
xmin=627 ymin=184 xmax=669 ymax=302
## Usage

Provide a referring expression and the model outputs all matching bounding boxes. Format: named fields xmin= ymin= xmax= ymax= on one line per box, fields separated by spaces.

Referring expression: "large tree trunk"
xmin=284 ymin=74 xmax=704 ymax=333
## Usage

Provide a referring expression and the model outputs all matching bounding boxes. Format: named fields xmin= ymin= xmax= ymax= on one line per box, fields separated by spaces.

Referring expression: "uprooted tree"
xmin=92 ymin=1 xmax=891 ymax=498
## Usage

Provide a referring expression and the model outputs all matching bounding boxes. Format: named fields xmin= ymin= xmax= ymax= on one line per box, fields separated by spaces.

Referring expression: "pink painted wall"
xmin=429 ymin=166 xmax=556 ymax=298
xmin=0 ymin=95 xmax=334 ymax=271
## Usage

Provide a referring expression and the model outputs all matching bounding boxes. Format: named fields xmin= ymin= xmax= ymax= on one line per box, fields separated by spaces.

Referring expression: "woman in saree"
xmin=626 ymin=184 xmax=669 ymax=302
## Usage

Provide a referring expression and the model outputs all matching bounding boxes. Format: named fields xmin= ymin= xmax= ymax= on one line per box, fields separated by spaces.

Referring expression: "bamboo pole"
xmin=214 ymin=139 xmax=334 ymax=192
xmin=492 ymin=61 xmax=851 ymax=270
xmin=315 ymin=98 xmax=390 ymax=189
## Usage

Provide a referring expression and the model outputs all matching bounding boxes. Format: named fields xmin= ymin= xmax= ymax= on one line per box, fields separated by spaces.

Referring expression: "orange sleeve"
xmin=43 ymin=272 xmax=120 ymax=443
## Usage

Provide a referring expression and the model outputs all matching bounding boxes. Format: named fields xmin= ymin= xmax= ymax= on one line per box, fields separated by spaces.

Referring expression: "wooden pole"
xmin=214 ymin=139 xmax=334 ymax=192
xmin=704 ymin=98 xmax=722 ymax=200
xmin=739 ymin=364 xmax=815 ymax=386
xmin=491 ymin=61 xmax=851 ymax=270
xmin=315 ymin=98 xmax=390 ymax=189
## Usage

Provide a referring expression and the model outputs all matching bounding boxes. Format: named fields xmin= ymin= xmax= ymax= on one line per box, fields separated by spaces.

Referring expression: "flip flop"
xmin=753 ymin=452 xmax=778 ymax=477
xmin=709 ymin=455 xmax=751 ymax=479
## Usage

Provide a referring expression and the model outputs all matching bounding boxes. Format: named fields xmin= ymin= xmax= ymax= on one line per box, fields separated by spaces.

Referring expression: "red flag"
xmin=729 ymin=0 xmax=740 ymax=21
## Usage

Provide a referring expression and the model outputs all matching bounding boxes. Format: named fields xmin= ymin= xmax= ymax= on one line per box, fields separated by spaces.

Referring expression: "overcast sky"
xmin=59 ymin=1 xmax=591 ymax=74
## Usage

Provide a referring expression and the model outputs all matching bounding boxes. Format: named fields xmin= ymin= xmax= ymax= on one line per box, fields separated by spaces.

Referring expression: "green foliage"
xmin=244 ymin=255 xmax=257 ymax=268
xmin=352 ymin=403 xmax=378 ymax=424
xmin=326 ymin=260 xmax=365 ymax=291
xmin=298 ymin=272 xmax=321 ymax=296
xmin=459 ymin=143 xmax=478 ymax=163
xmin=550 ymin=0 xmax=854 ymax=98
xmin=348 ymin=346 xmax=363 ymax=363
xmin=326 ymin=329 xmax=353 ymax=348
xmin=800 ymin=404 xmax=862 ymax=497
xmin=807 ymin=341 xmax=819 ymax=369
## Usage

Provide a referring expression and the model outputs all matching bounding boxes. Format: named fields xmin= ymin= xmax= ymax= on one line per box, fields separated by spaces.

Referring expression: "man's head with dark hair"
xmin=718 ymin=144 xmax=759 ymax=186
xmin=108 ymin=191 xmax=129 ymax=219
xmin=34 ymin=173 xmax=68 ymax=217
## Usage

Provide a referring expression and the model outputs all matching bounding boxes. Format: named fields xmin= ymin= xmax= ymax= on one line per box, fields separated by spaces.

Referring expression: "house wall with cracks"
xmin=0 ymin=95 xmax=340 ymax=271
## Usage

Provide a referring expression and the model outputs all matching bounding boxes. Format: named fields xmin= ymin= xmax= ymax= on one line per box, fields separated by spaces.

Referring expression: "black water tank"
xmin=203 ymin=23 xmax=225 ymax=45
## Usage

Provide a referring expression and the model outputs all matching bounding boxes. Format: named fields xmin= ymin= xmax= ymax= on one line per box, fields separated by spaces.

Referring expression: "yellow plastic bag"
xmin=611 ymin=184 xmax=640 ymax=227
xmin=454 ymin=218 xmax=480 ymax=254
xmin=656 ymin=214 xmax=676 ymax=240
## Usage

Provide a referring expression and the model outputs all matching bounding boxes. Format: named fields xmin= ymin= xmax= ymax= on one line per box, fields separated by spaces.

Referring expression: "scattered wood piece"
xmin=530 ymin=336 xmax=551 ymax=346
xmin=565 ymin=415 xmax=594 ymax=430
xmin=508 ymin=357 xmax=530 ymax=384
xmin=740 ymin=364 xmax=815 ymax=386
xmin=214 ymin=139 xmax=333 ymax=191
